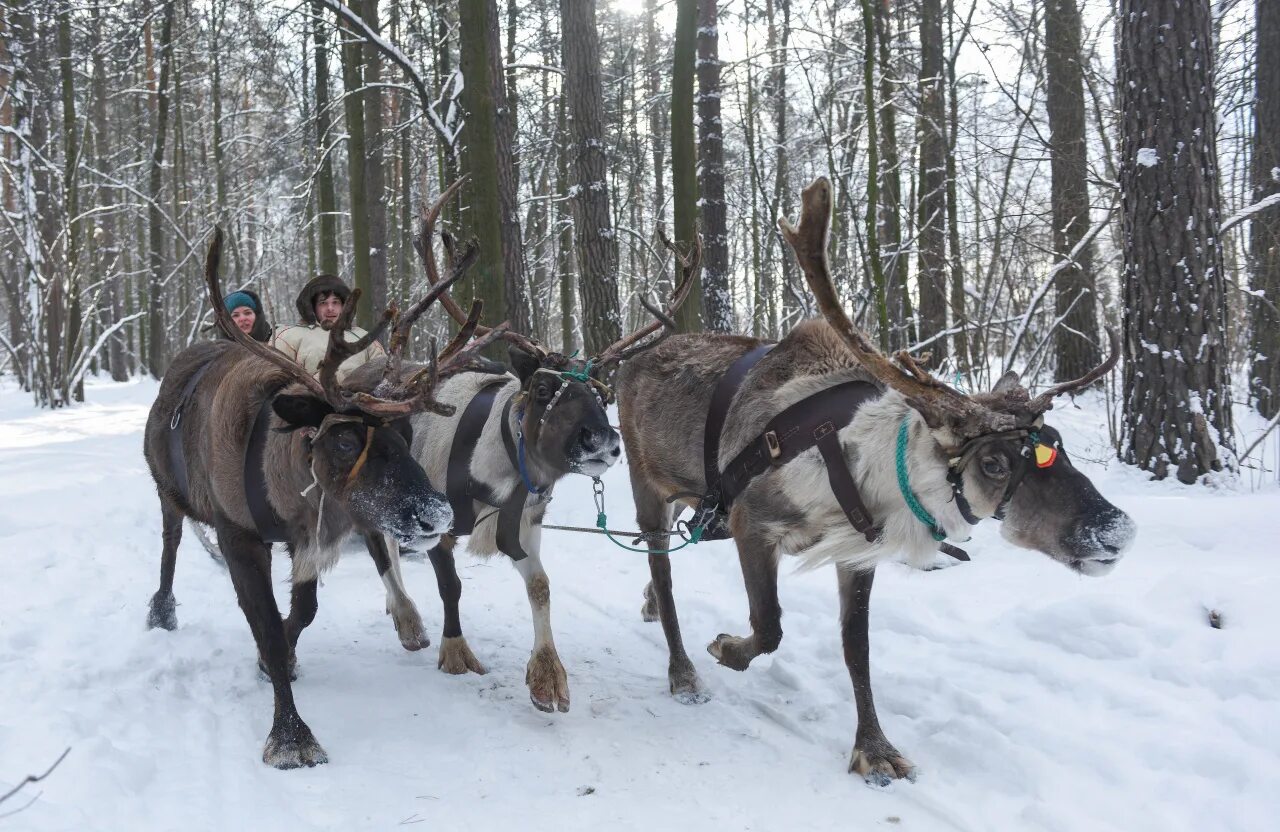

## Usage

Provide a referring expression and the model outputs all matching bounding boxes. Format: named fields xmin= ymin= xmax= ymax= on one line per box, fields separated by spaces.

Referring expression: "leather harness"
xmin=696 ymin=345 xmax=884 ymax=547
xmin=445 ymin=382 xmax=537 ymax=561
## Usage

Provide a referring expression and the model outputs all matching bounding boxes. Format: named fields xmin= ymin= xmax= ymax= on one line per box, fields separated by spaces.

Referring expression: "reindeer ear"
xmin=272 ymin=394 xmax=333 ymax=429
xmin=508 ymin=344 xmax=541 ymax=384
xmin=992 ymin=371 xmax=1022 ymax=394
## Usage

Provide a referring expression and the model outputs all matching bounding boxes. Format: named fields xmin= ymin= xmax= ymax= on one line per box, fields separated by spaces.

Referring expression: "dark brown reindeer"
xmin=142 ymin=224 xmax=504 ymax=769
xmin=360 ymin=208 xmax=696 ymax=713
xmin=617 ymin=177 xmax=1136 ymax=783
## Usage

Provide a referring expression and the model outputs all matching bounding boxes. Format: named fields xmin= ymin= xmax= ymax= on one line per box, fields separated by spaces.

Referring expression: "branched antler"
xmin=594 ymin=228 xmax=701 ymax=368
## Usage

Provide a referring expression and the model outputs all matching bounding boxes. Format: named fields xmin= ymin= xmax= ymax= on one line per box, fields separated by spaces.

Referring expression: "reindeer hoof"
xmin=526 ymin=644 xmax=570 ymax=713
xmin=849 ymin=746 xmax=916 ymax=786
xmin=263 ymin=721 xmax=327 ymax=770
xmin=438 ymin=636 xmax=487 ymax=675
xmin=389 ymin=605 xmax=430 ymax=651
xmin=670 ymin=658 xmax=709 ymax=703
xmin=707 ymin=633 xmax=755 ymax=671
xmin=640 ymin=582 xmax=659 ymax=622
xmin=146 ymin=591 xmax=178 ymax=631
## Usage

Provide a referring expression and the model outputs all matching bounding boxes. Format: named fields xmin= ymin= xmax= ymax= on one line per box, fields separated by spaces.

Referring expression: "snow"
xmin=1137 ymin=147 xmax=1160 ymax=167
xmin=2 ymin=377 xmax=1279 ymax=830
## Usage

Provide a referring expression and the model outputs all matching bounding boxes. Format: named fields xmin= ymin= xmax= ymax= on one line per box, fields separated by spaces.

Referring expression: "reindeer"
xmin=617 ymin=177 xmax=1136 ymax=783
xmin=363 ymin=206 xmax=696 ymax=713
xmin=142 ymin=216 xmax=504 ymax=769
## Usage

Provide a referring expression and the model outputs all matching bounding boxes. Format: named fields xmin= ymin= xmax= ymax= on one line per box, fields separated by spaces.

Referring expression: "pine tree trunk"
xmin=312 ymin=0 xmax=340 ymax=275
xmin=340 ymin=3 xmax=374 ymax=328
xmin=696 ymin=0 xmax=730 ymax=332
xmin=645 ymin=0 xmax=666 ymax=237
xmin=915 ymin=0 xmax=948 ymax=365
xmin=459 ymin=0 xmax=507 ymax=354
xmin=361 ymin=0 xmax=388 ymax=319
xmin=146 ymin=0 xmax=177 ymax=379
xmin=1251 ymin=0 xmax=1280 ymax=415
xmin=874 ymin=0 xmax=910 ymax=349
xmin=58 ymin=1 xmax=82 ymax=401
xmin=91 ymin=6 xmax=127 ymax=382
xmin=1046 ymin=0 xmax=1100 ymax=382
xmin=555 ymin=88 xmax=576 ymax=353
xmin=1118 ymin=0 xmax=1232 ymax=482
xmin=487 ymin=0 xmax=528 ymax=332
xmin=560 ymin=0 xmax=621 ymax=356
xmin=671 ymin=0 xmax=701 ymax=331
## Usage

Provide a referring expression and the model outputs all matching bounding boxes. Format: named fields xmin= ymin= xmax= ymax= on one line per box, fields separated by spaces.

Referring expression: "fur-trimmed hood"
xmin=295 ymin=274 xmax=351 ymax=325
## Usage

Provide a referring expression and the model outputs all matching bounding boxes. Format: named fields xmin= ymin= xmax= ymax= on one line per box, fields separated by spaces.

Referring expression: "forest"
xmin=0 ymin=0 xmax=1276 ymax=484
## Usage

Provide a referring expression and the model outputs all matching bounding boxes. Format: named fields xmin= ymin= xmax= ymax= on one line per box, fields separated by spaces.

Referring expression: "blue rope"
xmin=896 ymin=417 xmax=947 ymax=542
xmin=513 ymin=407 xmax=547 ymax=495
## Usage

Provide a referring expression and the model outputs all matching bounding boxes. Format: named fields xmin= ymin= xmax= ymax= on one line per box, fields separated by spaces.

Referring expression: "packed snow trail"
xmin=1 ymin=378 xmax=1277 ymax=831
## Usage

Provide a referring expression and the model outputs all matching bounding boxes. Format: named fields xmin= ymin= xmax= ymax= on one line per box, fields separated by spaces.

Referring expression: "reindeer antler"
xmin=413 ymin=179 xmax=546 ymax=360
xmin=779 ymin=178 xmax=1015 ymax=435
xmin=1026 ymin=327 xmax=1120 ymax=413
xmin=593 ymin=228 xmax=700 ymax=368
xmin=206 ymin=225 xmax=501 ymax=419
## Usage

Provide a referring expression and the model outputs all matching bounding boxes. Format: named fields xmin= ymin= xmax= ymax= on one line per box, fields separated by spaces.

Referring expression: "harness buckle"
xmin=813 ymin=421 xmax=835 ymax=441
xmin=170 ymin=407 xmax=183 ymax=430
xmin=764 ymin=430 xmax=782 ymax=460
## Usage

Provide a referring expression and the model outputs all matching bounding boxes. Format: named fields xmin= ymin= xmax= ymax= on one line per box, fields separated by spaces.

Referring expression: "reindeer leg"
xmin=147 ymin=498 xmax=184 ymax=631
xmin=429 ymin=535 xmax=485 ymax=674
xmin=514 ymin=523 xmax=569 ymax=713
xmin=708 ymin=529 xmax=782 ymax=671
xmin=633 ymin=477 xmax=706 ymax=703
xmin=837 ymin=565 xmax=915 ymax=785
xmin=365 ymin=532 xmax=429 ymax=651
xmin=278 ymin=578 xmax=316 ymax=681
xmin=217 ymin=520 xmax=326 ymax=769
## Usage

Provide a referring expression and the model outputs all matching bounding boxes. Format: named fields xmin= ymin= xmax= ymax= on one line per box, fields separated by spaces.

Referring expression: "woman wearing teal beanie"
xmin=220 ymin=289 xmax=272 ymax=342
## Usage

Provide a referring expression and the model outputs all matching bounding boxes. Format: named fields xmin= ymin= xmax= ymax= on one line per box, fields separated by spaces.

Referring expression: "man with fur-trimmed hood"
xmin=272 ymin=274 xmax=385 ymax=380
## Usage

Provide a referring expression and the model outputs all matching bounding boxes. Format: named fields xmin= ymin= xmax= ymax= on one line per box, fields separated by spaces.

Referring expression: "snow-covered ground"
xmin=1 ymin=376 xmax=1277 ymax=831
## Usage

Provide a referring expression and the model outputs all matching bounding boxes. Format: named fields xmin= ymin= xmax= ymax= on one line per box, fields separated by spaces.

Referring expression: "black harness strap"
xmin=703 ymin=345 xmax=775 ymax=505
xmin=245 ymin=396 xmax=290 ymax=542
xmin=445 ymin=383 xmax=532 ymax=561
xmin=168 ymin=359 xmax=217 ymax=504
xmin=720 ymin=381 xmax=884 ymax=543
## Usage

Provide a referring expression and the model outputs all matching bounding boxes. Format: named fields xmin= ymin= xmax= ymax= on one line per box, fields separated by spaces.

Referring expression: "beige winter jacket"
xmin=271 ymin=323 xmax=385 ymax=381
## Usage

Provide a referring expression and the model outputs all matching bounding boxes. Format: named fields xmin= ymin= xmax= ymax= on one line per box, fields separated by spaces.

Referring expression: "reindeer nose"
xmin=579 ymin=427 xmax=600 ymax=453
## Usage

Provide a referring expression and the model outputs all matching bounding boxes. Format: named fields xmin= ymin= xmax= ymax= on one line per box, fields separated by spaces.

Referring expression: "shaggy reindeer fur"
xmin=144 ymin=343 xmax=453 ymax=769
xmin=619 ymin=287 xmax=1135 ymax=784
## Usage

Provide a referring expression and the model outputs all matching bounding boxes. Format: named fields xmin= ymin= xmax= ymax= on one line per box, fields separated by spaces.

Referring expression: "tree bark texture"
xmin=312 ymin=0 xmax=340 ymax=276
xmin=1045 ymin=0 xmax=1100 ymax=382
xmin=486 ymin=0 xmax=528 ymax=332
xmin=671 ymin=0 xmax=701 ymax=331
xmin=147 ymin=0 xmax=177 ymax=378
xmin=1118 ymin=0 xmax=1232 ymax=482
xmin=696 ymin=0 xmax=731 ymax=332
xmin=459 ymin=0 xmax=507 ymax=354
xmin=361 ymin=0 xmax=389 ymax=318
xmin=1251 ymin=0 xmax=1280 ymax=415
xmin=560 ymin=0 xmax=621 ymax=356
xmin=915 ymin=0 xmax=948 ymax=364
xmin=339 ymin=4 xmax=374 ymax=328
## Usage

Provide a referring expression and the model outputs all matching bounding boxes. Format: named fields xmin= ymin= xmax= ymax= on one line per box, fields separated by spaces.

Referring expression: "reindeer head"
xmin=414 ymin=184 xmax=700 ymax=483
xmin=781 ymin=177 xmax=1136 ymax=575
xmin=206 ymin=186 xmax=508 ymax=547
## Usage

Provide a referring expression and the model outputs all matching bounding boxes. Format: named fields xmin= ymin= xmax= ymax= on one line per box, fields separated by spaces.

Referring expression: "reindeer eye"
xmin=334 ymin=432 xmax=360 ymax=455
xmin=534 ymin=384 xmax=553 ymax=405
xmin=980 ymin=457 xmax=1009 ymax=479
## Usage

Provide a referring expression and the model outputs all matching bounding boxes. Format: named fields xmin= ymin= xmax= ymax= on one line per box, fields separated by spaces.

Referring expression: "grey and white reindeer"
xmin=142 ymin=222 xmax=504 ymax=769
xmin=617 ymin=177 xmax=1136 ymax=783
xmin=355 ymin=208 xmax=696 ymax=713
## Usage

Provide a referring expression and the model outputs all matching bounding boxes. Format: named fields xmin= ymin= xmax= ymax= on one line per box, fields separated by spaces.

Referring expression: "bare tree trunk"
xmin=555 ymin=87 xmax=576 ymax=353
xmin=671 ymin=0 xmax=701 ymax=330
xmin=57 ymin=0 xmax=82 ymax=401
xmin=340 ymin=1 xmax=374 ymax=327
xmin=915 ymin=0 xmax=948 ymax=364
xmin=1046 ymin=0 xmax=1100 ymax=382
xmin=310 ymin=0 xmax=339 ymax=277
xmin=147 ymin=0 xmax=177 ymax=378
xmin=361 ymin=0 xmax=388 ymax=317
xmin=90 ymin=5 xmax=127 ymax=381
xmin=488 ymin=0 xmax=528 ymax=332
xmin=1251 ymin=0 xmax=1280 ymax=415
xmin=875 ymin=0 xmax=910 ymax=349
xmin=560 ymin=0 xmax=620 ymax=355
xmin=459 ymin=0 xmax=507 ymax=353
xmin=696 ymin=0 xmax=730 ymax=332
xmin=1118 ymin=0 xmax=1232 ymax=482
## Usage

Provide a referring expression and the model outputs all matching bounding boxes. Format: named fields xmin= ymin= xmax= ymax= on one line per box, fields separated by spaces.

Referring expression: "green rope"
xmin=592 ymin=477 xmax=704 ymax=554
xmin=895 ymin=417 xmax=947 ymax=542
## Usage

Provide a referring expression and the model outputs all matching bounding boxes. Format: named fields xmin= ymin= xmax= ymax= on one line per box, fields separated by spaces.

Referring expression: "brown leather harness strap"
xmin=168 ymin=358 xmax=218 ymax=505
xmin=343 ymin=426 xmax=376 ymax=489
xmin=719 ymin=380 xmax=884 ymax=543
xmin=702 ymin=344 xmax=775 ymax=509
